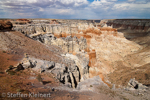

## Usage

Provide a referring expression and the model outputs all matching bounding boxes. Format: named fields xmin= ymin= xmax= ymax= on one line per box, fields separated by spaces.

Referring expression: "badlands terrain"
xmin=0 ymin=19 xmax=150 ymax=100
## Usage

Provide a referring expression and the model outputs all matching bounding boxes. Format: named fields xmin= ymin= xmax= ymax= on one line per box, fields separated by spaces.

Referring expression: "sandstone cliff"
xmin=107 ymin=19 xmax=150 ymax=32
xmin=106 ymin=19 xmax=150 ymax=39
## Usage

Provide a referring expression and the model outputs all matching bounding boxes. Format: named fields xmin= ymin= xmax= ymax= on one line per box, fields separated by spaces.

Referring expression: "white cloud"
xmin=89 ymin=0 xmax=115 ymax=11
xmin=39 ymin=7 xmax=44 ymax=11
xmin=113 ymin=2 xmax=150 ymax=10
xmin=49 ymin=8 xmax=74 ymax=15
xmin=0 ymin=0 xmax=150 ymax=19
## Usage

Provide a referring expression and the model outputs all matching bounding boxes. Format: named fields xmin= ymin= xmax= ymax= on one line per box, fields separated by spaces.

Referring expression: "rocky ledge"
xmin=0 ymin=20 xmax=13 ymax=30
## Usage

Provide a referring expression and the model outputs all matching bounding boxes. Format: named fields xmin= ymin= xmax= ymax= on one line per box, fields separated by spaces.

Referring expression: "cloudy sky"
xmin=0 ymin=0 xmax=150 ymax=19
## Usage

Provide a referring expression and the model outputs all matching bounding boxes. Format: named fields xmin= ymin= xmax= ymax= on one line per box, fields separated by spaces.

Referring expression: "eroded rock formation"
xmin=11 ymin=19 xmax=150 ymax=88
xmin=106 ymin=19 xmax=150 ymax=39
xmin=0 ymin=20 xmax=13 ymax=30
xmin=18 ymin=52 xmax=89 ymax=88
xmin=107 ymin=19 xmax=150 ymax=32
xmin=12 ymin=19 xmax=94 ymax=36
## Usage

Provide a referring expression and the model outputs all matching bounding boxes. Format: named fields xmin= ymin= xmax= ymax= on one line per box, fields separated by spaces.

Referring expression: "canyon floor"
xmin=0 ymin=19 xmax=150 ymax=100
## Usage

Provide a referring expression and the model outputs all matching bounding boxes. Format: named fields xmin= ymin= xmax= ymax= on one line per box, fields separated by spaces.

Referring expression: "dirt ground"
xmin=108 ymin=34 xmax=150 ymax=87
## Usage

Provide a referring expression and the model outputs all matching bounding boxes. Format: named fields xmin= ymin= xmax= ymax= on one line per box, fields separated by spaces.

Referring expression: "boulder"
xmin=16 ymin=64 xmax=24 ymax=71
xmin=21 ymin=59 xmax=35 ymax=69
xmin=0 ymin=20 xmax=13 ymax=30
xmin=46 ymin=61 xmax=55 ymax=70
xmin=127 ymin=78 xmax=148 ymax=90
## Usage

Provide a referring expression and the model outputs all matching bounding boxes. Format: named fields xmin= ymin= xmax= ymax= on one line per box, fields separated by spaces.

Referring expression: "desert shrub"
xmin=9 ymin=65 xmax=14 ymax=69
xmin=3 ymin=51 xmax=6 ymax=53
xmin=122 ymin=97 xmax=129 ymax=100
xmin=8 ymin=71 xmax=16 ymax=75
xmin=145 ymin=73 xmax=149 ymax=80
xmin=0 ymin=72 xmax=4 ymax=74
xmin=16 ymin=89 xmax=24 ymax=92
xmin=36 ymin=74 xmax=42 ymax=82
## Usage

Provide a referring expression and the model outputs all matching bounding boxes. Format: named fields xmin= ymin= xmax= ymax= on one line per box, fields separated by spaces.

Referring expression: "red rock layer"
xmin=99 ymin=27 xmax=117 ymax=32
xmin=16 ymin=19 xmax=30 ymax=22
xmin=88 ymin=49 xmax=96 ymax=67
xmin=15 ymin=19 xmax=31 ymax=24
xmin=50 ymin=19 xmax=59 ymax=24
xmin=107 ymin=19 xmax=150 ymax=31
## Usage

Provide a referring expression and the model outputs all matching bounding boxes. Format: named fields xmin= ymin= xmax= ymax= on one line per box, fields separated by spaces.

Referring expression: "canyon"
xmin=0 ymin=19 xmax=150 ymax=100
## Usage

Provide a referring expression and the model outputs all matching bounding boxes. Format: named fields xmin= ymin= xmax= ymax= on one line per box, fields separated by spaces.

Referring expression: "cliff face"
xmin=106 ymin=19 xmax=150 ymax=39
xmin=12 ymin=19 xmax=94 ymax=36
xmin=107 ymin=19 xmax=150 ymax=31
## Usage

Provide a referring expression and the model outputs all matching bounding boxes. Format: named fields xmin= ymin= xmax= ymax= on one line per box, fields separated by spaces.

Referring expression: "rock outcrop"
xmin=106 ymin=19 xmax=150 ymax=39
xmin=0 ymin=20 xmax=13 ymax=30
xmin=18 ymin=52 xmax=89 ymax=88
xmin=126 ymin=78 xmax=148 ymax=91
xmin=14 ymin=19 xmax=31 ymax=25
xmin=12 ymin=19 xmax=94 ymax=36
xmin=106 ymin=19 xmax=150 ymax=32
xmin=30 ymin=33 xmax=87 ymax=53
